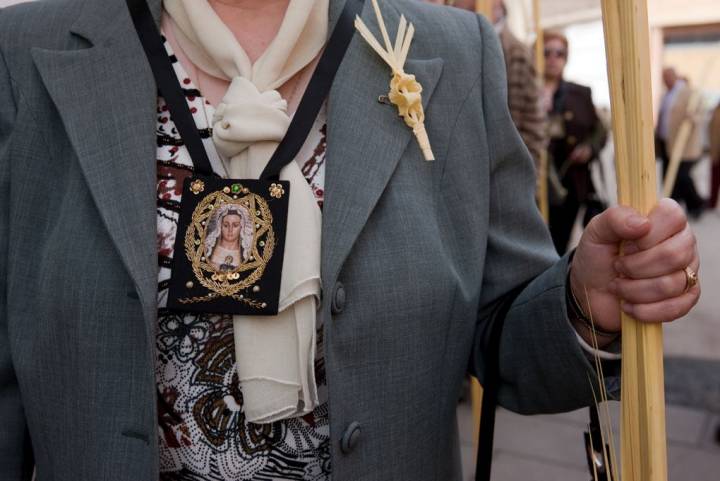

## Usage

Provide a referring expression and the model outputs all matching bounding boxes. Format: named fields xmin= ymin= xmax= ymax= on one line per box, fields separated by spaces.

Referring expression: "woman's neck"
xmin=209 ymin=0 xmax=290 ymax=64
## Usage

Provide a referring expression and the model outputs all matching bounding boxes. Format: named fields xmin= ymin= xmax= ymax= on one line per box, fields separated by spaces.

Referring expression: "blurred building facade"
xmin=653 ymin=1 xmax=720 ymax=104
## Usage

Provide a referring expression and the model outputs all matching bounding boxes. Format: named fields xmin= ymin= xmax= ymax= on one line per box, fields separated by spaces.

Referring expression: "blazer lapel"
xmin=323 ymin=1 xmax=444 ymax=283
xmin=31 ymin=0 xmax=163 ymax=335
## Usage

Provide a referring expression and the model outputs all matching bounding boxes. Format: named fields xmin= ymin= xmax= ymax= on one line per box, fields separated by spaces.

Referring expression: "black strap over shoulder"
xmin=127 ymin=0 xmax=215 ymax=175
xmin=126 ymin=0 xmax=364 ymax=179
xmin=261 ymin=0 xmax=362 ymax=180
xmin=475 ymin=283 xmax=529 ymax=481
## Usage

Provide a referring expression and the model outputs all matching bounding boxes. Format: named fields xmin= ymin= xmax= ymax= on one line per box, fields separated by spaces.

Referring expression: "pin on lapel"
xmin=355 ymin=0 xmax=435 ymax=161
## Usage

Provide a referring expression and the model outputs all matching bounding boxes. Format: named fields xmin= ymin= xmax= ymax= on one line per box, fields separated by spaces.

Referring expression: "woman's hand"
xmin=570 ymin=198 xmax=700 ymax=334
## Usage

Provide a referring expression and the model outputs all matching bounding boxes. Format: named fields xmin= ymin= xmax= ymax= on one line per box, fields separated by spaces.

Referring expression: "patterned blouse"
xmin=155 ymin=38 xmax=331 ymax=481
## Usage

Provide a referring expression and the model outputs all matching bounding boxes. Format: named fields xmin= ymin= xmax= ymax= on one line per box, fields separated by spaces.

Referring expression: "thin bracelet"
xmin=566 ymin=279 xmax=620 ymax=339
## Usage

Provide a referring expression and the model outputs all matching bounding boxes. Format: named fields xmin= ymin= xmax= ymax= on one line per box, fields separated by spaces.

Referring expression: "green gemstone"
xmin=231 ymin=184 xmax=242 ymax=193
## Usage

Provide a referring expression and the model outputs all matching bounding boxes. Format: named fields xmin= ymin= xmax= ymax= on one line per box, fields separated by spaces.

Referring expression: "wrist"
xmin=566 ymin=269 xmax=620 ymax=345
xmin=569 ymin=315 xmax=618 ymax=349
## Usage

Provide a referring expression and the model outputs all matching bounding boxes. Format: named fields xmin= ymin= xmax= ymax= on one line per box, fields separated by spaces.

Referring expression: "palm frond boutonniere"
xmin=354 ymin=0 xmax=435 ymax=161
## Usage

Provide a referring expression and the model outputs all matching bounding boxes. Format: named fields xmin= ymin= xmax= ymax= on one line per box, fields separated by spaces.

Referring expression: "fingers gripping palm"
xmin=571 ymin=199 xmax=700 ymax=334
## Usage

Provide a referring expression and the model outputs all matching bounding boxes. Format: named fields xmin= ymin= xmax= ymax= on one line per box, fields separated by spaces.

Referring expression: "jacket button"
xmin=340 ymin=421 xmax=361 ymax=454
xmin=331 ymin=283 xmax=346 ymax=315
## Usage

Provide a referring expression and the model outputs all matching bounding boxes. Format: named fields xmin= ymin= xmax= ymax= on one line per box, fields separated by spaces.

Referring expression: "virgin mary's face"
xmin=221 ymin=214 xmax=242 ymax=245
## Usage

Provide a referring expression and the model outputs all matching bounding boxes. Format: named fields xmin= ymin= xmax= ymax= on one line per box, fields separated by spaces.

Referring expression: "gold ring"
xmin=683 ymin=266 xmax=698 ymax=293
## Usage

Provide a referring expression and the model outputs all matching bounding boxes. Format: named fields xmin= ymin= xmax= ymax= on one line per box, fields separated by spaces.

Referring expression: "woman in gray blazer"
xmin=0 ymin=0 xmax=700 ymax=480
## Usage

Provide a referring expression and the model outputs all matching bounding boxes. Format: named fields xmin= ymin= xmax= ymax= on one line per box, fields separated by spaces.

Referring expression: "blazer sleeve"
xmin=470 ymin=15 xmax=615 ymax=415
xmin=0 ymin=19 xmax=34 ymax=480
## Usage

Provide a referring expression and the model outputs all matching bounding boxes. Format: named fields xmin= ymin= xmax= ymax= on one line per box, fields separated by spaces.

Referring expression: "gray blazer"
xmin=0 ymin=0 xmax=605 ymax=479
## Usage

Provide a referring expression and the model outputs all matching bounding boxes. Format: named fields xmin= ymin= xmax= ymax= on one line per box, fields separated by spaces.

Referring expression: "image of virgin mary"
xmin=204 ymin=203 xmax=254 ymax=271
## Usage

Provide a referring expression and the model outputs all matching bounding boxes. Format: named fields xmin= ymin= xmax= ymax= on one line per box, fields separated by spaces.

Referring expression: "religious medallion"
xmin=167 ymin=177 xmax=290 ymax=315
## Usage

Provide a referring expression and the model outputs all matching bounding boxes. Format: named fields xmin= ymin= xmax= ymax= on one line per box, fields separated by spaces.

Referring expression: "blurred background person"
xmin=490 ymin=0 xmax=546 ymax=170
xmin=655 ymin=67 xmax=706 ymax=219
xmin=541 ymin=30 xmax=607 ymax=254
xmin=709 ymin=100 xmax=720 ymax=209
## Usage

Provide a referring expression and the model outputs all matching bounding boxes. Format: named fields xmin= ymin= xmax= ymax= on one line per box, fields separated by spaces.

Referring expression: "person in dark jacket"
xmin=542 ymin=30 xmax=607 ymax=254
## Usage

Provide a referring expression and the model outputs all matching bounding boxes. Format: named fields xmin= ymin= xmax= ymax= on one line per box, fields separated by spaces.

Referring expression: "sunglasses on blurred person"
xmin=544 ymin=47 xmax=567 ymax=59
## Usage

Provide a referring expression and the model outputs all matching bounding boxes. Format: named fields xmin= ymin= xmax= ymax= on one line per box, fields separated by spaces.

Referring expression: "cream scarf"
xmin=164 ymin=0 xmax=329 ymax=424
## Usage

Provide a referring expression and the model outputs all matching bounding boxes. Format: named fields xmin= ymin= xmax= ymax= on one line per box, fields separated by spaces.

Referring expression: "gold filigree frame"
xmin=182 ymin=188 xmax=276 ymax=301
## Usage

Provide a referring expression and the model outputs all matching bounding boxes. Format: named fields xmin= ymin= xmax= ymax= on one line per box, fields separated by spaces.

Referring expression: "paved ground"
xmin=458 ymin=167 xmax=720 ymax=480
xmin=458 ymin=401 xmax=720 ymax=481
